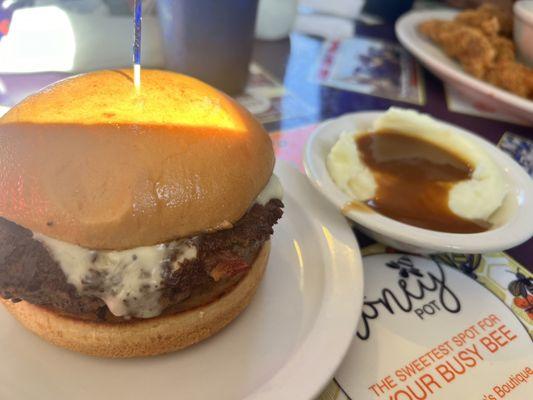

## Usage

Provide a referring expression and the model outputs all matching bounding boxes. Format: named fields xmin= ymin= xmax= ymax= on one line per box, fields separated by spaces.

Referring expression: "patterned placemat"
xmin=317 ymin=246 xmax=532 ymax=400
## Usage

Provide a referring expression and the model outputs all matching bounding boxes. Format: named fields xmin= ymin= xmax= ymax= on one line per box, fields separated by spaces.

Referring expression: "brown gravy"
xmin=355 ymin=131 xmax=490 ymax=233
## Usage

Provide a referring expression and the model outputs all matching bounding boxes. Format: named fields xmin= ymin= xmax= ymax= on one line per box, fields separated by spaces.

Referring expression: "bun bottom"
xmin=1 ymin=242 xmax=270 ymax=358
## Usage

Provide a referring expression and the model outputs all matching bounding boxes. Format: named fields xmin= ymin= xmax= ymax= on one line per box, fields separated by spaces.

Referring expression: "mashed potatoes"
xmin=327 ymin=108 xmax=508 ymax=222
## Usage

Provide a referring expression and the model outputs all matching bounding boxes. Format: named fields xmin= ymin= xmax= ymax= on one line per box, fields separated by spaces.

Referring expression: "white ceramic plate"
xmin=396 ymin=9 xmax=533 ymax=125
xmin=304 ymin=111 xmax=533 ymax=254
xmin=0 ymin=162 xmax=363 ymax=400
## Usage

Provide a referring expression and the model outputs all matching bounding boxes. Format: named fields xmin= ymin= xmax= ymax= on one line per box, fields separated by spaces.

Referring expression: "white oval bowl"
xmin=304 ymin=111 xmax=533 ymax=254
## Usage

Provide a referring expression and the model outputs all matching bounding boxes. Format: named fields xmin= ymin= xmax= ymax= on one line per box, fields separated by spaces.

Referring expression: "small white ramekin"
xmin=304 ymin=111 xmax=533 ymax=254
xmin=514 ymin=1 xmax=533 ymax=66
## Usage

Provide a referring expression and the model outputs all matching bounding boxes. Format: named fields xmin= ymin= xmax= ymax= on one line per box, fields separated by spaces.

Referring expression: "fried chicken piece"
xmin=456 ymin=11 xmax=500 ymax=36
xmin=418 ymin=20 xmax=451 ymax=42
xmin=418 ymin=19 xmax=441 ymax=40
xmin=419 ymin=20 xmax=495 ymax=78
xmin=485 ymin=61 xmax=533 ymax=99
xmin=485 ymin=4 xmax=513 ymax=36
xmin=489 ymin=36 xmax=515 ymax=63
xmin=455 ymin=4 xmax=513 ymax=37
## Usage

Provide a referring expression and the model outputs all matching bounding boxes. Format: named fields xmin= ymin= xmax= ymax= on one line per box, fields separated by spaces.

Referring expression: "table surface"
xmin=0 ymin=20 xmax=531 ymax=271
xmin=251 ymin=23 xmax=532 ymax=272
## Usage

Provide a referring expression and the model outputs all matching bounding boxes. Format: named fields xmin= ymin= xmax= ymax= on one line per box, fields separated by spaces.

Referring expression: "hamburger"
xmin=0 ymin=69 xmax=283 ymax=358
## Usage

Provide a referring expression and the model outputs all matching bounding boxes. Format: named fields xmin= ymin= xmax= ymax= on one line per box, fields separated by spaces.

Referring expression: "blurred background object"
xmin=294 ymin=13 xmax=356 ymax=39
xmin=33 ymin=0 xmax=109 ymax=14
xmin=294 ymin=0 xmax=364 ymax=39
xmin=256 ymin=0 xmax=298 ymax=40
xmin=157 ymin=0 xmax=259 ymax=94
xmin=0 ymin=0 xmax=417 ymax=75
xmin=115 ymin=0 xmax=156 ymax=15
xmin=0 ymin=4 xmax=163 ymax=73
xmin=362 ymin=0 xmax=416 ymax=22
xmin=1 ymin=0 xmax=520 ymax=91
xmin=514 ymin=0 xmax=533 ymax=66
xmin=299 ymin=0 xmax=364 ymax=19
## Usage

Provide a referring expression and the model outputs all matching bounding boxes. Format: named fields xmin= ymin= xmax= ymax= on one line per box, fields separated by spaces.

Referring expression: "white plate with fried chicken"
xmin=396 ymin=6 xmax=533 ymax=124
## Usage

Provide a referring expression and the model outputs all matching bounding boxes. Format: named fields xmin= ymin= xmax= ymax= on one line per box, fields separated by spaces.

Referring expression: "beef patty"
xmin=0 ymin=199 xmax=283 ymax=323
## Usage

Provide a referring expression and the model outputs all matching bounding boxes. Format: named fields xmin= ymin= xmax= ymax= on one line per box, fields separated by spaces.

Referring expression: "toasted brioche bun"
xmin=1 ymin=242 xmax=270 ymax=358
xmin=0 ymin=69 xmax=274 ymax=249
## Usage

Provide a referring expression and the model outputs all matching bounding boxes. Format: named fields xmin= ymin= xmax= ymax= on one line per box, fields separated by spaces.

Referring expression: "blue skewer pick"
xmin=133 ymin=0 xmax=142 ymax=89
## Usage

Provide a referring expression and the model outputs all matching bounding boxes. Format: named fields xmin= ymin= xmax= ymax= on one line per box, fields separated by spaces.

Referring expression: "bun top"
xmin=0 ymin=69 xmax=274 ymax=249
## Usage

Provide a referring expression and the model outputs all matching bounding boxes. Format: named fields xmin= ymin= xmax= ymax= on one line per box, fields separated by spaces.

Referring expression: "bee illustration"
xmin=385 ymin=256 xmax=423 ymax=279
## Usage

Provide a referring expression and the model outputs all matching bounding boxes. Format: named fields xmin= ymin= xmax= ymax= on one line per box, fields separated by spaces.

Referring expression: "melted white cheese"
xmin=33 ymin=234 xmax=197 ymax=318
xmin=256 ymin=174 xmax=283 ymax=205
xmin=33 ymin=173 xmax=282 ymax=319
